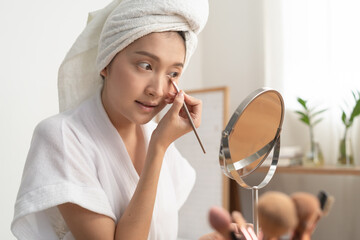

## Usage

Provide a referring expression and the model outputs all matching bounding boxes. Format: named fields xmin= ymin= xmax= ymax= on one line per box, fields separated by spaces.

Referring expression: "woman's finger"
xmin=167 ymin=90 xmax=185 ymax=116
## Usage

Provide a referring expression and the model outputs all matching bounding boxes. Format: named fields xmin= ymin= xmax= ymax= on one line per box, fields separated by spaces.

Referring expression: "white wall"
xmin=202 ymin=0 xmax=265 ymax=114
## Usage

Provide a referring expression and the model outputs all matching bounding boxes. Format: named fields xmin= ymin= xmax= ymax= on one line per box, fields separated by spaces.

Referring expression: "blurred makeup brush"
xmin=317 ymin=190 xmax=335 ymax=217
xmin=209 ymin=206 xmax=238 ymax=240
xmin=291 ymin=192 xmax=323 ymax=239
xmin=257 ymin=191 xmax=298 ymax=239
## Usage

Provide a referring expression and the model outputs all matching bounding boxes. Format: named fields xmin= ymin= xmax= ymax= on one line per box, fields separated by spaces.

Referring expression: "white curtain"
xmin=264 ymin=0 xmax=360 ymax=164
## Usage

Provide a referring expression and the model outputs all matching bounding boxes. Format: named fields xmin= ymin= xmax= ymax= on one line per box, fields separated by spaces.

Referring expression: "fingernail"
xmin=178 ymin=90 xmax=184 ymax=97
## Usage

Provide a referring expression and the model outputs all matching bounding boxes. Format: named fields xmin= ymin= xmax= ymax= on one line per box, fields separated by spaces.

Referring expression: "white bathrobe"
xmin=11 ymin=88 xmax=196 ymax=240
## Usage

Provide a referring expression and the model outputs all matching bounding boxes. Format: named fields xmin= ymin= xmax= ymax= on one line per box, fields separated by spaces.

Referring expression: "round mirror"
xmin=219 ymin=87 xmax=284 ymax=234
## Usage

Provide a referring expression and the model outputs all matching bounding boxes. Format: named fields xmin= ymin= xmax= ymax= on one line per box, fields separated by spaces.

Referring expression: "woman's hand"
xmin=202 ymin=206 xmax=259 ymax=240
xmin=198 ymin=231 xmax=229 ymax=240
xmin=198 ymin=223 xmax=242 ymax=240
xmin=152 ymin=90 xmax=202 ymax=149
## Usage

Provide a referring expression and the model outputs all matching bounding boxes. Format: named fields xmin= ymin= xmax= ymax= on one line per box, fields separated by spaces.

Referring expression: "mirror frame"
xmin=219 ymin=87 xmax=285 ymax=189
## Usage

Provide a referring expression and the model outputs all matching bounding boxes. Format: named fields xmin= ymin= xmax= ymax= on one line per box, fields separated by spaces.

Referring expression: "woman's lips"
xmin=135 ymin=100 xmax=158 ymax=112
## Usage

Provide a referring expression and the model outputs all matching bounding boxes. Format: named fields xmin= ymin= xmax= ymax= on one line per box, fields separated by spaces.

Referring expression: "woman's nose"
xmin=145 ymin=75 xmax=169 ymax=97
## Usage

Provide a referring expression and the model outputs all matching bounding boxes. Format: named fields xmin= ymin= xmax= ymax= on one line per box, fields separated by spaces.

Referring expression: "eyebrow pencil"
xmin=169 ymin=79 xmax=206 ymax=154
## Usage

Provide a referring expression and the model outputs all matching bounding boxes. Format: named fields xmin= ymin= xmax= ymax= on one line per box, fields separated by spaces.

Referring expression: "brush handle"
xmin=170 ymin=80 xmax=206 ymax=154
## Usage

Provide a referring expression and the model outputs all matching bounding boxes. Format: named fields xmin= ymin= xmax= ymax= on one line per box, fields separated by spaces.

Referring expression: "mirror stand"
xmin=252 ymin=186 xmax=259 ymax=234
xmin=231 ymin=135 xmax=280 ymax=234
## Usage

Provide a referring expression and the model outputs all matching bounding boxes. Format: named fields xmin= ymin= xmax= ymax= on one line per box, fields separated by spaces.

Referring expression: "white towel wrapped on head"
xmin=58 ymin=0 xmax=209 ymax=112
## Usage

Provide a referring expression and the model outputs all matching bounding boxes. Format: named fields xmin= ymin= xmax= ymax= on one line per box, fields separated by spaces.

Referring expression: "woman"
xmin=11 ymin=0 xmax=210 ymax=239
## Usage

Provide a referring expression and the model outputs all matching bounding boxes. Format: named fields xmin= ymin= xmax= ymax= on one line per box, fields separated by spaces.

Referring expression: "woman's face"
xmin=101 ymin=32 xmax=186 ymax=127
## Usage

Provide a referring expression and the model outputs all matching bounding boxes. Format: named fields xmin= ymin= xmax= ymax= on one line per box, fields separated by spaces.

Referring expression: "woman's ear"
xmin=100 ymin=68 xmax=108 ymax=79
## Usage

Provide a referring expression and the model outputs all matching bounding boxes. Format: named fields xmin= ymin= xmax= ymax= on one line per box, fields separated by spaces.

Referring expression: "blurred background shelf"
xmin=258 ymin=165 xmax=360 ymax=176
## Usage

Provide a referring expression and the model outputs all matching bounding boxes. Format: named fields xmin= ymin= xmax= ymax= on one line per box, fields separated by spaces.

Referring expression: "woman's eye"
xmin=168 ymin=72 xmax=180 ymax=78
xmin=138 ymin=62 xmax=152 ymax=71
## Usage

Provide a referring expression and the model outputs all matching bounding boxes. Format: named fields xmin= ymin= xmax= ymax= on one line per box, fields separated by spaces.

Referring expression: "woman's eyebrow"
xmin=135 ymin=51 xmax=159 ymax=61
xmin=134 ymin=51 xmax=184 ymax=68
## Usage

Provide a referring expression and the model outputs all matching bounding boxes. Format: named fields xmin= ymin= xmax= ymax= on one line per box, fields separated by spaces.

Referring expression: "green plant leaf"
xmin=340 ymin=90 xmax=360 ymax=129
xmin=300 ymin=115 xmax=310 ymax=125
xmin=341 ymin=110 xmax=346 ymax=125
xmin=349 ymin=98 xmax=360 ymax=122
xmin=297 ymin=97 xmax=308 ymax=110
xmin=352 ymin=91 xmax=357 ymax=101
xmin=313 ymin=118 xmax=323 ymax=126
xmin=341 ymin=111 xmax=347 ymax=125
xmin=351 ymin=90 xmax=360 ymax=101
xmin=295 ymin=111 xmax=307 ymax=118
xmin=311 ymin=109 xmax=327 ymax=117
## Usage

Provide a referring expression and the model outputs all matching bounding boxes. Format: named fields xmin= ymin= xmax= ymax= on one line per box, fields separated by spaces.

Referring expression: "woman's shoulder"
xmin=28 ymin=107 xmax=99 ymax=171
xmin=34 ymin=108 xmax=72 ymax=130
xmin=32 ymin=107 xmax=88 ymax=148
xmin=34 ymin=97 xmax=96 ymax=137
xmin=33 ymin=113 xmax=67 ymax=138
